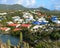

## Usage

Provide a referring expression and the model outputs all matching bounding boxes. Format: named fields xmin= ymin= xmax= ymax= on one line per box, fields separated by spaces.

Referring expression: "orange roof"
xmin=21 ymin=24 xmax=31 ymax=27
xmin=0 ymin=27 xmax=7 ymax=30
xmin=41 ymin=14 xmax=45 ymax=16
xmin=8 ymin=23 xmax=20 ymax=27
xmin=0 ymin=27 xmax=10 ymax=31
xmin=13 ymin=28 xmax=22 ymax=31
xmin=48 ymin=16 xmax=51 ymax=18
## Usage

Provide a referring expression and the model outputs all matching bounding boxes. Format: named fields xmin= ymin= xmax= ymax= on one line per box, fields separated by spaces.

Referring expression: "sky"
xmin=0 ymin=0 xmax=60 ymax=10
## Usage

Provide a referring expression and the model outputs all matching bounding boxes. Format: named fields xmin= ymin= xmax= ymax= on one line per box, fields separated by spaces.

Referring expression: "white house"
xmin=23 ymin=12 xmax=34 ymax=23
xmin=38 ymin=17 xmax=45 ymax=21
xmin=31 ymin=25 xmax=44 ymax=32
xmin=0 ymin=12 xmax=7 ymax=15
xmin=7 ymin=21 xmax=13 ymax=24
xmin=55 ymin=20 xmax=60 ymax=24
xmin=23 ymin=12 xmax=33 ymax=20
xmin=38 ymin=17 xmax=48 ymax=23
xmin=12 ymin=16 xmax=24 ymax=23
xmin=51 ymin=16 xmax=60 ymax=24
xmin=17 ymin=19 xmax=24 ymax=23
xmin=12 ymin=16 xmax=20 ymax=22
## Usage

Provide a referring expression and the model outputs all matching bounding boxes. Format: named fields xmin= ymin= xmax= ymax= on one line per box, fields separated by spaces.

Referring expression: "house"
xmin=8 ymin=23 xmax=21 ymax=28
xmin=37 ymin=17 xmax=48 ymax=25
xmin=23 ymin=12 xmax=33 ymax=20
xmin=55 ymin=20 xmax=60 ymax=24
xmin=40 ymin=21 xmax=48 ymax=25
xmin=13 ymin=28 xmax=22 ymax=32
xmin=23 ymin=12 xmax=34 ymax=23
xmin=12 ymin=16 xmax=20 ymax=22
xmin=32 ymin=21 xmax=41 ymax=25
xmin=0 ymin=27 xmax=11 ymax=32
xmin=12 ymin=16 xmax=24 ymax=23
xmin=21 ymin=24 xmax=31 ymax=29
xmin=0 ymin=12 xmax=7 ymax=15
xmin=36 ymin=11 xmax=41 ymax=16
xmin=12 ymin=16 xmax=20 ymax=19
xmin=0 ymin=16 xmax=4 ymax=21
xmin=57 ymin=20 xmax=60 ymax=24
xmin=31 ymin=25 xmax=44 ymax=32
xmin=38 ymin=17 xmax=46 ymax=22
xmin=7 ymin=21 xmax=14 ymax=24
xmin=51 ymin=16 xmax=58 ymax=22
xmin=32 ymin=20 xmax=48 ymax=25
xmin=51 ymin=16 xmax=60 ymax=24
xmin=25 ymin=18 xmax=35 ymax=23
xmin=17 ymin=19 xmax=24 ymax=23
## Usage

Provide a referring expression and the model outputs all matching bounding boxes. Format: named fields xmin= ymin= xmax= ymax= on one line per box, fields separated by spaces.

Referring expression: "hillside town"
xmin=0 ymin=10 xmax=60 ymax=48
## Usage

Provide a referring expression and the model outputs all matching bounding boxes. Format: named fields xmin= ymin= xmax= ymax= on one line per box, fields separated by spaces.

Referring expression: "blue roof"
xmin=51 ymin=16 xmax=58 ymax=21
xmin=41 ymin=21 xmax=48 ymax=25
xmin=32 ymin=21 xmax=41 ymax=25
xmin=32 ymin=21 xmax=48 ymax=25
xmin=0 ymin=18 xmax=4 ymax=20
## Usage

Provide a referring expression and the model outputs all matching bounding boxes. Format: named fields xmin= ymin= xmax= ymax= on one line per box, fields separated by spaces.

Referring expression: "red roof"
xmin=0 ymin=27 xmax=10 ymax=31
xmin=13 ymin=28 xmax=22 ymax=31
xmin=0 ymin=27 xmax=7 ymax=30
xmin=21 ymin=24 xmax=31 ymax=27
xmin=8 ymin=23 xmax=20 ymax=27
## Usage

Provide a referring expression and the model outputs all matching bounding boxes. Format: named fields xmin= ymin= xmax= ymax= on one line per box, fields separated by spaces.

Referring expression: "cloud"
xmin=2 ymin=0 xmax=7 ymax=3
xmin=49 ymin=0 xmax=60 ymax=10
xmin=16 ymin=0 xmax=36 ymax=7
xmin=16 ymin=0 xmax=24 ymax=4
xmin=54 ymin=5 xmax=60 ymax=10
xmin=53 ymin=1 xmax=60 ymax=10
xmin=31 ymin=0 xmax=36 ymax=5
xmin=26 ymin=0 xmax=30 ymax=6
xmin=26 ymin=0 xmax=36 ymax=7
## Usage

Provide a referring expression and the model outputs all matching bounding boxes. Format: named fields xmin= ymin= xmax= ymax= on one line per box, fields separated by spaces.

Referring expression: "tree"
xmin=50 ymin=32 xmax=60 ymax=40
xmin=26 ymin=43 xmax=29 ymax=48
xmin=20 ymin=32 xmax=23 ymax=44
xmin=35 ymin=41 xmax=52 ymax=48
xmin=7 ymin=39 xmax=11 ymax=48
xmin=23 ymin=42 xmax=27 ymax=48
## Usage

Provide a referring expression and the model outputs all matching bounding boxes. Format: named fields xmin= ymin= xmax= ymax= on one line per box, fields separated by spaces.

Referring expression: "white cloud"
xmin=26 ymin=0 xmax=36 ymax=7
xmin=16 ymin=0 xmax=23 ymax=4
xmin=16 ymin=0 xmax=36 ymax=7
xmin=26 ymin=0 xmax=30 ymax=6
xmin=54 ymin=5 xmax=60 ymax=10
xmin=50 ymin=0 xmax=60 ymax=10
xmin=31 ymin=0 xmax=36 ymax=4
xmin=2 ymin=0 xmax=7 ymax=3
xmin=54 ymin=2 xmax=60 ymax=10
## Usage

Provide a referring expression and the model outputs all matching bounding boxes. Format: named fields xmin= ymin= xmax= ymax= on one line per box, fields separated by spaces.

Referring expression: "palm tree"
xmin=26 ymin=43 xmax=29 ymax=48
xmin=20 ymin=32 xmax=23 ymax=45
xmin=23 ymin=42 xmax=27 ymax=48
xmin=7 ymin=39 xmax=11 ymax=48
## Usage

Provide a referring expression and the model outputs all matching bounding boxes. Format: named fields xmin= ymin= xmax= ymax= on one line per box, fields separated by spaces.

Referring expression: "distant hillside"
xmin=0 ymin=4 xmax=50 ymax=11
xmin=37 ymin=7 xmax=50 ymax=11
xmin=0 ymin=4 xmax=27 ymax=11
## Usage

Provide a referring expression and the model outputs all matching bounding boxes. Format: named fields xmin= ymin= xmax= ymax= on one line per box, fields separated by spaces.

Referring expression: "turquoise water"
xmin=0 ymin=34 xmax=20 ymax=46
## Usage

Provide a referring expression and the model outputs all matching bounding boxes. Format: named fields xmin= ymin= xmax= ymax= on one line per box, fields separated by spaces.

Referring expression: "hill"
xmin=0 ymin=4 xmax=27 ymax=11
xmin=0 ymin=4 xmax=50 ymax=11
